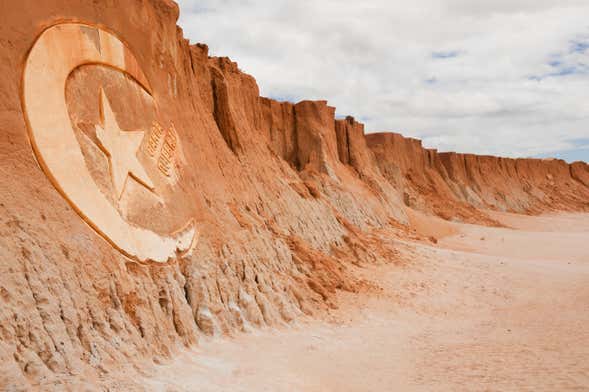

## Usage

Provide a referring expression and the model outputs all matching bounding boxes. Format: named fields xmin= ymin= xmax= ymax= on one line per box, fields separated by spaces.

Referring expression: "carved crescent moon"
xmin=22 ymin=23 xmax=197 ymax=263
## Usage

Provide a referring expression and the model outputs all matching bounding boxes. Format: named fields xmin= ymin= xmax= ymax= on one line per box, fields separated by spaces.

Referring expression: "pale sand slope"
xmin=142 ymin=213 xmax=589 ymax=391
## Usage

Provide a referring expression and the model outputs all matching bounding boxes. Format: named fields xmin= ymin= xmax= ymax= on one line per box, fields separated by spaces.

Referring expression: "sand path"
xmin=142 ymin=213 xmax=589 ymax=391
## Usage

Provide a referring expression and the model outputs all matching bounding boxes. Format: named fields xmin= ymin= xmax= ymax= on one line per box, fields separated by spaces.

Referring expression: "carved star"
xmin=95 ymin=89 xmax=154 ymax=199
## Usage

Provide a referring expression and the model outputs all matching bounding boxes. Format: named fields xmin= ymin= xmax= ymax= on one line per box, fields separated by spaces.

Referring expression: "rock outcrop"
xmin=366 ymin=133 xmax=589 ymax=221
xmin=0 ymin=0 xmax=587 ymax=390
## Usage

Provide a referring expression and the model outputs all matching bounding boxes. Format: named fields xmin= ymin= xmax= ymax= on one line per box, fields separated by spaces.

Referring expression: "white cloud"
xmin=176 ymin=0 xmax=589 ymax=161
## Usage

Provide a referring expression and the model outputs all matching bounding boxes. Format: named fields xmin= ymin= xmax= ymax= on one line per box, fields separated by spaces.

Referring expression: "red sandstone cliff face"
xmin=366 ymin=133 xmax=589 ymax=222
xmin=571 ymin=161 xmax=589 ymax=187
xmin=0 ymin=0 xmax=587 ymax=389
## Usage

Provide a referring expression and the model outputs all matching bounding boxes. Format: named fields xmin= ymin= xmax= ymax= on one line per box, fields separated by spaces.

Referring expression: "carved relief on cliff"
xmin=22 ymin=23 xmax=196 ymax=263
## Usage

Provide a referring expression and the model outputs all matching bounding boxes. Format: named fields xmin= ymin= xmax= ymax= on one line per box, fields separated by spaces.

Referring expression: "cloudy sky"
xmin=176 ymin=0 xmax=589 ymax=162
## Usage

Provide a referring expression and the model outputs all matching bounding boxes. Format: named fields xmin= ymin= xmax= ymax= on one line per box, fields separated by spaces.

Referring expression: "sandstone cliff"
xmin=366 ymin=133 xmax=589 ymax=223
xmin=0 ymin=0 xmax=587 ymax=390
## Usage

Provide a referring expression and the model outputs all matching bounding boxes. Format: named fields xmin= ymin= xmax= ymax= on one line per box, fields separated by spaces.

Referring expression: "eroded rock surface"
xmin=0 ymin=0 xmax=587 ymax=390
xmin=367 ymin=132 xmax=589 ymax=222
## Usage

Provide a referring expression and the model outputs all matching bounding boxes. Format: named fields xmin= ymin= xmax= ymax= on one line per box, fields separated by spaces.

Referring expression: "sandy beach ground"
xmin=141 ymin=212 xmax=589 ymax=391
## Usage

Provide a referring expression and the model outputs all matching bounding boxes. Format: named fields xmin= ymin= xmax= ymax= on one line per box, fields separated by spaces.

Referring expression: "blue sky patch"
xmin=551 ymin=66 xmax=579 ymax=77
xmin=530 ymin=61 xmax=587 ymax=81
xmin=538 ymin=147 xmax=589 ymax=163
xmin=432 ymin=50 xmax=461 ymax=59
xmin=570 ymin=40 xmax=589 ymax=54
xmin=537 ymin=138 xmax=589 ymax=163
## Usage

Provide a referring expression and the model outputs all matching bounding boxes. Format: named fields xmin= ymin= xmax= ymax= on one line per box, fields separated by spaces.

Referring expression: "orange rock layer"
xmin=0 ymin=0 xmax=587 ymax=389
xmin=366 ymin=133 xmax=589 ymax=222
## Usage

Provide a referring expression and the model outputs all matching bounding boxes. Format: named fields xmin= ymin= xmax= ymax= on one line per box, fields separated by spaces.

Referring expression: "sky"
xmin=175 ymin=0 xmax=589 ymax=162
